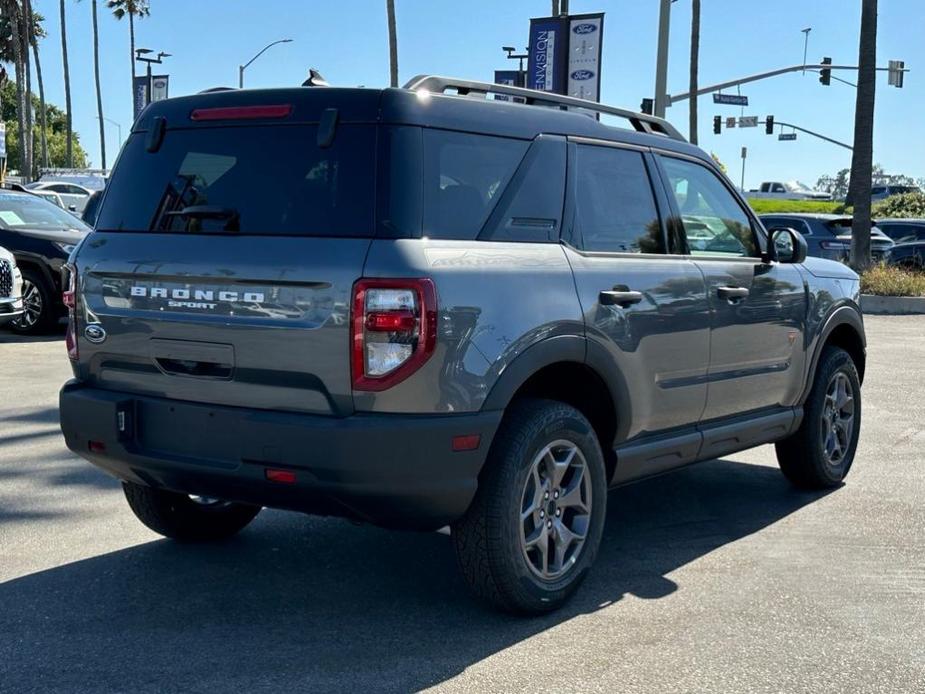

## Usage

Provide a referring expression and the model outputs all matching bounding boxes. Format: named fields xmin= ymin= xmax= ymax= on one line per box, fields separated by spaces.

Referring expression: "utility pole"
xmin=689 ymin=0 xmax=700 ymax=143
xmin=740 ymin=146 xmax=747 ymax=192
xmin=653 ymin=0 xmax=672 ymax=118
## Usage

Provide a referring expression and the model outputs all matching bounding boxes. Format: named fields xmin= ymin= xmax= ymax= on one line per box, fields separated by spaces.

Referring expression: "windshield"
xmin=788 ymin=180 xmax=814 ymax=192
xmin=0 ymin=193 xmax=90 ymax=232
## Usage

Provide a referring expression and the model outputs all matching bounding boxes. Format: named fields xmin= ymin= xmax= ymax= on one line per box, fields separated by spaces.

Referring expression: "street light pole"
xmin=238 ymin=39 xmax=294 ymax=89
xmin=135 ymin=49 xmax=171 ymax=108
xmin=653 ymin=0 xmax=674 ymax=118
xmin=801 ymin=28 xmax=812 ymax=74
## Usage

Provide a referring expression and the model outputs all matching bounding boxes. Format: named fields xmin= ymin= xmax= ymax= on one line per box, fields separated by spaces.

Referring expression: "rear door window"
xmin=421 ymin=130 xmax=528 ymax=240
xmin=96 ymin=124 xmax=377 ymax=237
xmin=571 ymin=144 xmax=664 ymax=254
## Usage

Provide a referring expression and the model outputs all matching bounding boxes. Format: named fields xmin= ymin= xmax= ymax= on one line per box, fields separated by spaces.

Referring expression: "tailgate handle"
xmin=150 ymin=339 xmax=234 ymax=380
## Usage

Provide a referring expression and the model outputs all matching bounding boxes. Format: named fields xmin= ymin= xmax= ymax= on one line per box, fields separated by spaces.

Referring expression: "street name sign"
xmin=713 ymin=93 xmax=748 ymax=106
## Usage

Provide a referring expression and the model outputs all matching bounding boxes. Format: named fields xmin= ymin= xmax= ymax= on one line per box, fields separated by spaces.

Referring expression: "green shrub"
xmin=860 ymin=265 xmax=925 ymax=297
xmin=747 ymin=199 xmax=847 ymax=215
xmin=871 ymin=192 xmax=925 ymax=219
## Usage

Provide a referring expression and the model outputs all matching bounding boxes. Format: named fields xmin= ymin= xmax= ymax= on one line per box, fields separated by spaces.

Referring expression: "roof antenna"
xmin=302 ymin=68 xmax=329 ymax=87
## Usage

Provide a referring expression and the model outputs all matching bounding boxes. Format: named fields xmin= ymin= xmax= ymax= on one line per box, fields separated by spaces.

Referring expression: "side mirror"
xmin=767 ymin=227 xmax=808 ymax=264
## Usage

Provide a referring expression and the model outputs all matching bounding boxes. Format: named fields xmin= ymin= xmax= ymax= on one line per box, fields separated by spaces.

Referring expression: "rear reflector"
xmin=88 ymin=440 xmax=106 ymax=453
xmin=365 ymin=310 xmax=416 ymax=332
xmin=265 ymin=468 xmax=297 ymax=484
xmin=452 ymin=434 xmax=481 ymax=452
xmin=190 ymin=104 xmax=292 ymax=121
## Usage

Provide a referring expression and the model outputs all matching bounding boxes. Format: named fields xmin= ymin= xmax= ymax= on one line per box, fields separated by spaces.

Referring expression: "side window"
xmin=660 ymin=156 xmax=759 ymax=258
xmin=572 ymin=144 xmax=664 ymax=254
xmin=772 ymin=183 xmax=785 ymax=193
xmin=422 ymin=130 xmax=528 ymax=240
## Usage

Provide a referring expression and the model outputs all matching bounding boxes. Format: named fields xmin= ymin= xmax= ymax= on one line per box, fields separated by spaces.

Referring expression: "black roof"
xmin=132 ymin=86 xmax=708 ymax=163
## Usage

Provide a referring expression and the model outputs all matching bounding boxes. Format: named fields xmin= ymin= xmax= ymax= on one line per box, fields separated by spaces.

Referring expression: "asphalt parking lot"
xmin=0 ymin=316 xmax=923 ymax=693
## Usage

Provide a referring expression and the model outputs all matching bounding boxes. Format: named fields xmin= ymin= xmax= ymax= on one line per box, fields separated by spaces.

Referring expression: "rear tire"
xmin=775 ymin=346 xmax=861 ymax=489
xmin=122 ymin=482 xmax=261 ymax=542
xmin=451 ymin=399 xmax=607 ymax=614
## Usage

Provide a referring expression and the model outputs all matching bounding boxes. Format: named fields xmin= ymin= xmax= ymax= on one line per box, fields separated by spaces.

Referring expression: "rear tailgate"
xmin=73 ymin=90 xmax=383 ymax=416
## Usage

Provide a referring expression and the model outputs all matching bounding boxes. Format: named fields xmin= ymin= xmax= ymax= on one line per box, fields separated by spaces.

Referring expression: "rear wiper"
xmin=165 ymin=205 xmax=240 ymax=232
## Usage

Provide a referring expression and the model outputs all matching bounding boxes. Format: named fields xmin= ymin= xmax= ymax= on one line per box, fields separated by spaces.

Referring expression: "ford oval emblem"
xmin=571 ymin=70 xmax=595 ymax=81
xmin=573 ymin=23 xmax=597 ymax=34
xmin=84 ymin=323 xmax=107 ymax=344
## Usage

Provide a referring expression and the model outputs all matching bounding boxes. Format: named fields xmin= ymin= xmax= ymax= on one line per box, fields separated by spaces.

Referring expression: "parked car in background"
xmin=748 ymin=181 xmax=833 ymax=201
xmin=875 ymin=219 xmax=925 ymax=244
xmin=0 ymin=190 xmax=90 ymax=333
xmin=886 ymin=241 xmax=925 ymax=270
xmin=25 ymin=180 xmax=93 ymax=214
xmin=759 ymin=213 xmax=894 ymax=263
xmin=845 ymin=184 xmax=922 ymax=206
xmin=0 ymin=245 xmax=24 ymax=327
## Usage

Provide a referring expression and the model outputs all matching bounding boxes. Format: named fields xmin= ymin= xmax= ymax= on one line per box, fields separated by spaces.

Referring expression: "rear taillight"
xmin=351 ymin=279 xmax=437 ymax=391
xmin=63 ymin=264 xmax=78 ymax=361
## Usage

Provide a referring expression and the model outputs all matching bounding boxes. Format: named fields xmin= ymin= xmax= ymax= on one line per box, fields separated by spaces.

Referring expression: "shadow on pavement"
xmin=0 ymin=458 xmax=832 ymax=692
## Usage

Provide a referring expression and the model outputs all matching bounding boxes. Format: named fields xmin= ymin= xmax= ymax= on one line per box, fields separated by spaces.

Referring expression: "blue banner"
xmin=527 ymin=17 xmax=566 ymax=93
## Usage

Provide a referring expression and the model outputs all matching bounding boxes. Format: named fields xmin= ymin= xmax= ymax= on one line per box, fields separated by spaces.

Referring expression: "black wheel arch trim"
xmin=800 ymin=305 xmax=866 ymax=404
xmin=481 ymin=334 xmax=630 ymax=447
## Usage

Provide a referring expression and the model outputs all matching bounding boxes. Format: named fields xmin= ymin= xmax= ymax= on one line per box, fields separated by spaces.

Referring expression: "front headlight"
xmin=54 ymin=242 xmax=77 ymax=256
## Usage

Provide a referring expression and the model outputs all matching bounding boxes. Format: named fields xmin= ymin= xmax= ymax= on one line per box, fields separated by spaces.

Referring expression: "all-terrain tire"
xmin=122 ymin=482 xmax=261 ymax=542
xmin=451 ymin=399 xmax=607 ymax=614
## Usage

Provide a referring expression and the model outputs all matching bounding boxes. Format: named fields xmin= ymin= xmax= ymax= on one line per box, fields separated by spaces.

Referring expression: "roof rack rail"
xmin=402 ymin=75 xmax=685 ymax=142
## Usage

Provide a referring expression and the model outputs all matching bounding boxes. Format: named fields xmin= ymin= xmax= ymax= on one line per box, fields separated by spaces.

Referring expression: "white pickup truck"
xmin=747 ymin=181 xmax=833 ymax=201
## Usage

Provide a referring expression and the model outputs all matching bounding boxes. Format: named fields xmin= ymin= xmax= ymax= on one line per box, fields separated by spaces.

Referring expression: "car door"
xmin=656 ymin=153 xmax=808 ymax=421
xmin=562 ymin=140 xmax=711 ymax=457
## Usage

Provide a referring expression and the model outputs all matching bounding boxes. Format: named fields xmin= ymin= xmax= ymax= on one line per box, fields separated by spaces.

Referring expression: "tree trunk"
xmin=847 ymin=0 xmax=877 ymax=272
xmin=92 ymin=0 xmax=106 ymax=169
xmin=31 ymin=38 xmax=48 ymax=170
xmin=10 ymin=1 xmax=29 ymax=181
xmin=23 ymin=0 xmax=34 ymax=177
xmin=129 ymin=10 xmax=135 ymax=121
xmin=688 ymin=0 xmax=700 ymax=144
xmin=60 ymin=0 xmax=72 ymax=168
xmin=551 ymin=0 xmax=559 ymax=15
xmin=386 ymin=0 xmax=398 ymax=88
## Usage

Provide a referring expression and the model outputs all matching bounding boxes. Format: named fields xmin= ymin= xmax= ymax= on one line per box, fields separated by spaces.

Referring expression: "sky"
xmin=25 ymin=0 xmax=925 ymax=189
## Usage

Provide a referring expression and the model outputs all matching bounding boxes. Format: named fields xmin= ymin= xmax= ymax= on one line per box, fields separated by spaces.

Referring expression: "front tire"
xmin=122 ymin=482 xmax=261 ymax=542
xmin=776 ymin=346 xmax=861 ymax=489
xmin=10 ymin=269 xmax=57 ymax=335
xmin=452 ymin=399 xmax=607 ymax=614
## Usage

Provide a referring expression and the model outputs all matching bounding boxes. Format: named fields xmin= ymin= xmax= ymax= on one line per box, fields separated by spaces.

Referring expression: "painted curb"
xmin=861 ymin=294 xmax=925 ymax=315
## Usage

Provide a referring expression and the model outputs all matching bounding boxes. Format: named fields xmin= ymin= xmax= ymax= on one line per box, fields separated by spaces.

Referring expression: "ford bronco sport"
xmin=59 ymin=77 xmax=865 ymax=614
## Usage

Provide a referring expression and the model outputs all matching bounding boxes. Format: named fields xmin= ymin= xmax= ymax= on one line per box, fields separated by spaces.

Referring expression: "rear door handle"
xmin=717 ymin=286 xmax=750 ymax=302
xmin=599 ymin=289 xmax=644 ymax=307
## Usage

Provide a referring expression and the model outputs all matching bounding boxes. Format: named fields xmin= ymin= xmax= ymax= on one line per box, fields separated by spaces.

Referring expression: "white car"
xmin=0 ymin=245 xmax=24 ymax=327
xmin=25 ymin=181 xmax=93 ymax=213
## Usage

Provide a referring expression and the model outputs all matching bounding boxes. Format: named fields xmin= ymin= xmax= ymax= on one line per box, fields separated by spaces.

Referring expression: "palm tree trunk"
xmin=91 ymin=0 xmax=106 ymax=169
xmin=129 ymin=10 xmax=135 ymax=119
xmin=20 ymin=0 xmax=34 ymax=179
xmin=10 ymin=1 xmax=29 ymax=180
xmin=551 ymin=0 xmax=559 ymax=15
xmin=31 ymin=39 xmax=48 ymax=170
xmin=688 ymin=0 xmax=700 ymax=144
xmin=60 ymin=0 xmax=72 ymax=167
xmin=847 ymin=0 xmax=877 ymax=271
xmin=386 ymin=0 xmax=398 ymax=88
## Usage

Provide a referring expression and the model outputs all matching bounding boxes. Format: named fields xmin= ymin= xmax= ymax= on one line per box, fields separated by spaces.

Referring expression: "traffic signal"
xmin=819 ymin=57 xmax=832 ymax=86
xmin=640 ymin=98 xmax=654 ymax=115
xmin=713 ymin=116 xmax=721 ymax=134
xmin=765 ymin=115 xmax=774 ymax=135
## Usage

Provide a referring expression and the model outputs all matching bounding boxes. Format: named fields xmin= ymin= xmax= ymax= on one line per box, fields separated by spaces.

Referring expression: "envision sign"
xmin=527 ymin=13 xmax=605 ymax=102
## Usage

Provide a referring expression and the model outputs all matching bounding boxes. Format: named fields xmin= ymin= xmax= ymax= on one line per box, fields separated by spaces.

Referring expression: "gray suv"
xmin=59 ymin=77 xmax=866 ymax=614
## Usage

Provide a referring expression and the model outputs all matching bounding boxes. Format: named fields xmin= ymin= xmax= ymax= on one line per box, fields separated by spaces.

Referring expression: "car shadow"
xmin=0 ymin=458 xmax=832 ymax=692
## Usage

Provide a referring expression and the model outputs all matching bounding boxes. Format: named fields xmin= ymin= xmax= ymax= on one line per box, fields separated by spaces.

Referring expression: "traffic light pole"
xmin=666 ymin=62 xmax=908 ymax=106
xmin=769 ymin=120 xmax=854 ymax=150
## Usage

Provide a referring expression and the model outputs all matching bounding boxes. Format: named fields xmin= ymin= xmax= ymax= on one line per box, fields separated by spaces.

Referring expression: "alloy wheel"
xmin=12 ymin=279 xmax=42 ymax=330
xmin=519 ymin=439 xmax=592 ymax=580
xmin=821 ymin=371 xmax=855 ymax=467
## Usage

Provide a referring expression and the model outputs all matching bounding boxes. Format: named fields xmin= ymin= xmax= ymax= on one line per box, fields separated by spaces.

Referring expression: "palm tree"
xmin=551 ymin=0 xmax=559 ymax=15
xmin=2 ymin=0 xmax=30 ymax=179
xmin=688 ymin=0 xmax=700 ymax=144
xmin=29 ymin=11 xmax=48 ymax=169
xmin=88 ymin=0 xmax=106 ymax=169
xmin=21 ymin=0 xmax=34 ymax=177
xmin=847 ymin=0 xmax=878 ymax=271
xmin=59 ymin=0 xmax=72 ymax=167
xmin=107 ymin=0 xmax=149 ymax=115
xmin=386 ymin=0 xmax=398 ymax=87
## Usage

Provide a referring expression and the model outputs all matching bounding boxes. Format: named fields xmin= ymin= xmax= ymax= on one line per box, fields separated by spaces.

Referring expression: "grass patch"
xmin=747 ymin=198 xmax=848 ymax=215
xmin=860 ymin=265 xmax=925 ymax=297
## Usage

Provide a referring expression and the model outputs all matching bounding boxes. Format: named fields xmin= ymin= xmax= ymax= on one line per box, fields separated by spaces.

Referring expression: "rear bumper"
xmin=59 ymin=381 xmax=502 ymax=530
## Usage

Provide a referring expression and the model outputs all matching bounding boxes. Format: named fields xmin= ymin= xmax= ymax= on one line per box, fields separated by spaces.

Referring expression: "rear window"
xmin=97 ymin=124 xmax=377 ymax=236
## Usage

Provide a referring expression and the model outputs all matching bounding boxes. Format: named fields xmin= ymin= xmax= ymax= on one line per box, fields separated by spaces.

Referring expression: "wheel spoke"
xmin=557 ymin=465 xmax=588 ymax=512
